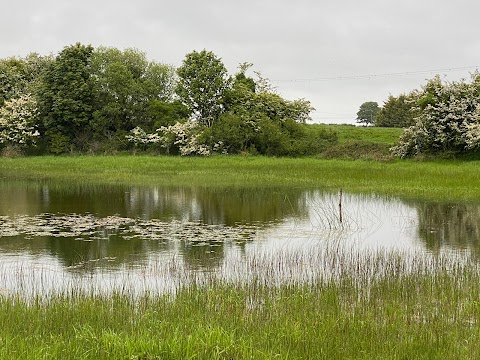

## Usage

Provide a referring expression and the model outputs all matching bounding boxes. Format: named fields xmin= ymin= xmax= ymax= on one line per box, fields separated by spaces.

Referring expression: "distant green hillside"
xmin=307 ymin=124 xmax=403 ymax=160
xmin=310 ymin=124 xmax=403 ymax=145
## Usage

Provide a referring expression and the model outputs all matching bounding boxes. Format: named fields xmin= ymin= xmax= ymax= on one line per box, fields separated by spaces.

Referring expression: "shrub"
xmin=392 ymin=74 xmax=480 ymax=158
xmin=0 ymin=93 xmax=39 ymax=155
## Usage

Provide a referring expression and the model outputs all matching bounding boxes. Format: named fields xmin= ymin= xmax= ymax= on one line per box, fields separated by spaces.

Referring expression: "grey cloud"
xmin=2 ymin=0 xmax=480 ymax=123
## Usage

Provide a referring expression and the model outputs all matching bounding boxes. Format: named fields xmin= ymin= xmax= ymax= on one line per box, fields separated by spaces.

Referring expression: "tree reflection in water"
xmin=414 ymin=202 xmax=480 ymax=255
xmin=3 ymin=181 xmax=480 ymax=275
xmin=0 ymin=182 xmax=308 ymax=271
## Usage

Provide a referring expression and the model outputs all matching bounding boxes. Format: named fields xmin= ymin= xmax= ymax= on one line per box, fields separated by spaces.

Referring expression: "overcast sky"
xmin=2 ymin=0 xmax=479 ymax=124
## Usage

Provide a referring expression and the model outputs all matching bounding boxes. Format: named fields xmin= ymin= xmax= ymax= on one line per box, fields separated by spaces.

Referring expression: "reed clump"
xmin=1 ymin=248 xmax=480 ymax=359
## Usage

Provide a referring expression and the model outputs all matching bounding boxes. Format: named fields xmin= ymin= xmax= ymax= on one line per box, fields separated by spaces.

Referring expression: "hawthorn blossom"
xmin=126 ymin=121 xmax=213 ymax=156
xmin=0 ymin=94 xmax=39 ymax=149
xmin=125 ymin=127 xmax=161 ymax=146
xmin=392 ymin=73 xmax=480 ymax=157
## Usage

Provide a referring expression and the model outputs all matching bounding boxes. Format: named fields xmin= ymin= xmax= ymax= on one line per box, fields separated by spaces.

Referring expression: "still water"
xmin=0 ymin=180 xmax=478 ymax=296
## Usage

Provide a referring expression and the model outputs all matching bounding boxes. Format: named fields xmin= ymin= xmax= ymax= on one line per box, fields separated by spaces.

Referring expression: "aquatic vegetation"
xmin=0 ymin=213 xmax=258 ymax=243
xmin=0 ymin=156 xmax=480 ymax=357
xmin=1 ymin=249 xmax=480 ymax=359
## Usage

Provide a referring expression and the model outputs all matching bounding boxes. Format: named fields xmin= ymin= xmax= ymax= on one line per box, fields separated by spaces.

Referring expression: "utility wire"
xmin=272 ymin=65 xmax=479 ymax=82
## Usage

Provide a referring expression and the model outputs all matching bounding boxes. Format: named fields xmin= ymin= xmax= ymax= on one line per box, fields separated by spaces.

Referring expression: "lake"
xmin=0 ymin=180 xmax=477 ymax=297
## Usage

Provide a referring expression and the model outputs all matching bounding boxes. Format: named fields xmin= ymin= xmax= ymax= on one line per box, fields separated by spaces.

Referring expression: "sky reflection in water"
xmin=0 ymin=181 xmax=478 ymax=296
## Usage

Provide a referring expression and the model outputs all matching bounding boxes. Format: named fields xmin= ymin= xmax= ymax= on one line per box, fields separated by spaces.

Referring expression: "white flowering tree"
xmin=465 ymin=109 xmax=480 ymax=149
xmin=392 ymin=74 xmax=480 ymax=158
xmin=126 ymin=121 xmax=212 ymax=156
xmin=0 ymin=93 xmax=39 ymax=153
xmin=158 ymin=121 xmax=211 ymax=156
xmin=125 ymin=126 xmax=162 ymax=153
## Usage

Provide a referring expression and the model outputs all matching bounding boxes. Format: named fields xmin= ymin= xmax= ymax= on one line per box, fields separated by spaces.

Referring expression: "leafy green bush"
xmin=375 ymin=94 xmax=417 ymax=128
xmin=205 ymin=112 xmax=255 ymax=154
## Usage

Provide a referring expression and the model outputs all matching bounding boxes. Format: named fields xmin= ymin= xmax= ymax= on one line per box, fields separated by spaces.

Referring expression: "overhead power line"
xmin=272 ymin=66 xmax=479 ymax=83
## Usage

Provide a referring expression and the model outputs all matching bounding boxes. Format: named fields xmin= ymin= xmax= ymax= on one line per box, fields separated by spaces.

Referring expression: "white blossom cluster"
xmin=392 ymin=74 xmax=480 ymax=158
xmin=125 ymin=126 xmax=162 ymax=145
xmin=126 ymin=121 xmax=213 ymax=156
xmin=161 ymin=121 xmax=211 ymax=156
xmin=0 ymin=94 xmax=39 ymax=148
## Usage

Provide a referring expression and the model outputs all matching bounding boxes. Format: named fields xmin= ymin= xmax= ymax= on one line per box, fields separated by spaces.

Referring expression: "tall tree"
xmin=0 ymin=58 xmax=27 ymax=107
xmin=0 ymin=53 xmax=52 ymax=107
xmin=356 ymin=101 xmax=379 ymax=126
xmin=375 ymin=94 xmax=416 ymax=128
xmin=225 ymin=66 xmax=314 ymax=124
xmin=37 ymin=43 xmax=94 ymax=153
xmin=176 ymin=50 xmax=230 ymax=127
xmin=208 ymin=66 xmax=316 ymax=155
xmin=90 ymin=47 xmax=179 ymax=142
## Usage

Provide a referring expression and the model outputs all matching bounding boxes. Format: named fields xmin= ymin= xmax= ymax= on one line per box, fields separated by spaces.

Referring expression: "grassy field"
xmin=309 ymin=124 xmax=403 ymax=160
xmin=2 ymin=126 xmax=480 ymax=358
xmin=1 ymin=250 xmax=480 ymax=359
xmin=311 ymin=123 xmax=403 ymax=145
xmin=1 ymin=155 xmax=480 ymax=201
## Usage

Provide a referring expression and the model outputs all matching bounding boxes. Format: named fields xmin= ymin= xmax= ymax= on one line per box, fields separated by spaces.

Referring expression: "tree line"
xmin=357 ymin=73 xmax=480 ymax=158
xmin=356 ymin=95 xmax=417 ymax=128
xmin=0 ymin=43 xmax=336 ymax=156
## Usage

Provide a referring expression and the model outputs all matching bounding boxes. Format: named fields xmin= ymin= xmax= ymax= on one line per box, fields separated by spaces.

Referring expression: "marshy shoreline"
xmin=2 ymin=248 xmax=480 ymax=359
xmin=1 ymin=154 xmax=480 ymax=201
xmin=2 ymin=155 xmax=480 ymax=358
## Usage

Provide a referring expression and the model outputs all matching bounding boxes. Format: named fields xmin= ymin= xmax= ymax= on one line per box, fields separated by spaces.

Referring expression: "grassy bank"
xmin=310 ymin=124 xmax=403 ymax=160
xmin=1 ymin=250 xmax=480 ymax=359
xmin=1 ymin=155 xmax=480 ymax=201
xmin=311 ymin=123 xmax=403 ymax=145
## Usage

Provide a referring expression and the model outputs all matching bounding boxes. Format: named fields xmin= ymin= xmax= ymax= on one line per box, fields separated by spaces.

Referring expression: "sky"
xmin=2 ymin=0 xmax=480 ymax=124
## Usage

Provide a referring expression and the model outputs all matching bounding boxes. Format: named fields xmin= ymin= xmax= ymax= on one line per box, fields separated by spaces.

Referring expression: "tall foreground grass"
xmin=1 ymin=249 xmax=480 ymax=359
xmin=1 ymin=155 xmax=480 ymax=201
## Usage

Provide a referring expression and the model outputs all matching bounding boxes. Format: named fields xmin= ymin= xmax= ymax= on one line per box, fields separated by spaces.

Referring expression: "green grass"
xmin=307 ymin=124 xmax=403 ymax=160
xmin=1 ymin=126 xmax=478 ymax=359
xmin=1 ymin=155 xmax=480 ymax=201
xmin=310 ymin=123 xmax=403 ymax=145
xmin=1 ymin=250 xmax=480 ymax=359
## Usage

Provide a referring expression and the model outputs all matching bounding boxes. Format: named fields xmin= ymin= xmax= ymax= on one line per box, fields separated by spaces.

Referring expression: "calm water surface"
xmin=0 ymin=180 xmax=478 ymax=296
